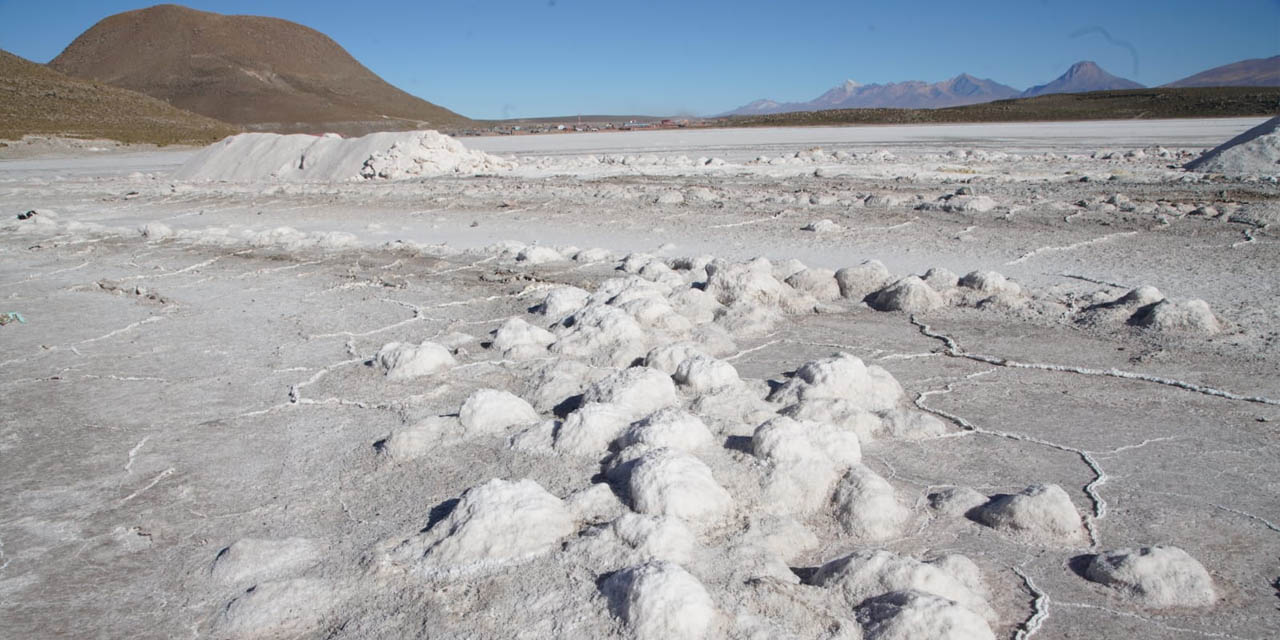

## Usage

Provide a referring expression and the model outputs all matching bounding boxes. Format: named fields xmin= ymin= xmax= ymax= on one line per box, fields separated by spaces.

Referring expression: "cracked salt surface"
xmin=1 ymin=119 xmax=1278 ymax=639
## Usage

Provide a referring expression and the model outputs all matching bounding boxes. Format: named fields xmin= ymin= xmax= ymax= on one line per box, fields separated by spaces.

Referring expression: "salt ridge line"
xmin=1012 ymin=566 xmax=1049 ymax=640
xmin=911 ymin=372 xmax=1107 ymax=547
xmin=1005 ymin=231 xmax=1138 ymax=266
xmin=1054 ymin=601 xmax=1256 ymax=640
xmin=909 ymin=316 xmax=1280 ymax=406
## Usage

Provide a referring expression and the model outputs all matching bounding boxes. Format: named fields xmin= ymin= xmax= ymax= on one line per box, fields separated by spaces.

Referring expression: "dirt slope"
xmin=0 ymin=48 xmax=240 ymax=145
xmin=48 ymin=4 xmax=470 ymax=135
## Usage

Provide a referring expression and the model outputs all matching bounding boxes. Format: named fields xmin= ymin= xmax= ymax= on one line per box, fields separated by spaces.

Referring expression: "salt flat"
xmin=0 ymin=119 xmax=1276 ymax=640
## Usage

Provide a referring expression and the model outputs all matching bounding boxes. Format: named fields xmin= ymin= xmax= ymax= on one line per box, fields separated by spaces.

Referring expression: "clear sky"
xmin=0 ymin=1 xmax=1276 ymax=119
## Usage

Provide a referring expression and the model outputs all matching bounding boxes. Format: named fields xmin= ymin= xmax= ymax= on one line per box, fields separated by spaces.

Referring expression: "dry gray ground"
xmin=1 ymin=121 xmax=1278 ymax=639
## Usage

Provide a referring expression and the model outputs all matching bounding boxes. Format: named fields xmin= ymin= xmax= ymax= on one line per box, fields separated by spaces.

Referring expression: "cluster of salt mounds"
xmin=1185 ymin=115 xmax=1280 ymax=176
xmin=174 ymin=130 xmax=513 ymax=182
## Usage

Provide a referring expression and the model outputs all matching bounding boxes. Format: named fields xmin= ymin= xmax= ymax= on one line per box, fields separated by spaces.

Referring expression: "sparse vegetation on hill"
xmin=0 ymin=48 xmax=240 ymax=145
xmin=718 ymin=87 xmax=1280 ymax=128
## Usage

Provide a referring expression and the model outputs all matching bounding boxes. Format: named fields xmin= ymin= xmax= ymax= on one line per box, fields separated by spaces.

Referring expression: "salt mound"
xmin=704 ymin=259 xmax=817 ymax=314
xmin=812 ymin=550 xmax=996 ymax=622
xmin=785 ymin=267 xmax=842 ymax=302
xmin=867 ymin=276 xmax=945 ymax=313
xmin=612 ymin=514 xmax=698 ymax=564
xmin=376 ymin=341 xmax=456 ymax=380
xmin=833 ymin=465 xmax=911 ymax=540
xmin=552 ymin=304 xmax=650 ymax=367
xmin=627 ymin=448 xmax=733 ymax=524
xmin=459 ymin=389 xmax=540 ymax=435
xmin=210 ymin=537 xmax=321 ymax=585
xmin=386 ymin=478 xmax=575 ymax=576
xmin=1084 ymin=546 xmax=1215 ymax=608
xmin=1129 ymin=299 xmax=1221 ymax=335
xmin=856 ymin=590 xmax=995 ymax=640
xmin=836 ymin=260 xmax=893 ymax=300
xmin=1185 ymin=116 xmax=1280 ymax=176
xmin=645 ymin=343 xmax=708 ymax=376
xmin=377 ymin=417 xmax=460 ymax=461
xmin=958 ymin=271 xmax=1021 ymax=296
xmin=673 ymin=354 xmax=741 ymax=394
xmin=582 ymin=367 xmax=677 ymax=421
xmin=753 ymin=416 xmax=862 ymax=515
xmin=216 ymin=578 xmax=339 ymax=638
xmin=535 ymin=286 xmax=590 ymax=321
xmin=620 ymin=408 xmax=715 ymax=452
xmin=175 ymin=130 xmax=512 ymax=182
xmin=491 ymin=317 xmax=556 ymax=359
xmin=974 ymin=484 xmax=1085 ymax=543
xmin=554 ymin=402 xmax=633 ymax=456
xmin=768 ymin=352 xmax=905 ymax=414
xmin=603 ymin=562 xmax=717 ymax=640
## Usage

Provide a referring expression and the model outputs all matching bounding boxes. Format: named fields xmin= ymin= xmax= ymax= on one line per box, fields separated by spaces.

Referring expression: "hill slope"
xmin=1021 ymin=61 xmax=1143 ymax=98
xmin=1165 ymin=56 xmax=1280 ymax=88
xmin=0 ymin=48 xmax=240 ymax=144
xmin=48 ymin=4 xmax=469 ymax=136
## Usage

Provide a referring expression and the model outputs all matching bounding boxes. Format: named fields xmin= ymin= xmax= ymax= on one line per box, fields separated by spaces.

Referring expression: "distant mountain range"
xmin=722 ymin=57 xmax=1279 ymax=116
xmin=47 ymin=4 xmax=469 ymax=136
xmin=1164 ymin=55 xmax=1280 ymax=88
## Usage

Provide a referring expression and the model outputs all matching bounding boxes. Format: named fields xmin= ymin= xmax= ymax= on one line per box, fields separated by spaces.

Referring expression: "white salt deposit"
xmin=552 ymin=304 xmax=650 ymax=367
xmin=627 ymin=448 xmax=733 ymax=524
xmin=458 ymin=389 xmax=541 ymax=435
xmin=174 ymin=130 xmax=512 ymax=182
xmin=812 ymin=549 xmax=997 ymax=622
xmin=376 ymin=341 xmax=456 ymax=380
xmin=581 ymin=367 xmax=678 ymax=421
xmin=554 ymin=402 xmax=633 ymax=456
xmin=644 ymin=343 xmax=709 ymax=376
xmin=516 ymin=245 xmax=564 ymax=264
xmin=378 ymin=417 xmax=460 ymax=461
xmin=754 ymin=416 xmax=862 ymax=515
xmin=704 ymin=259 xmax=817 ymax=314
xmin=536 ymin=286 xmax=591 ymax=321
xmin=611 ymin=514 xmax=699 ymax=565
xmin=1185 ymin=115 xmax=1280 ymax=176
xmin=959 ymin=271 xmax=1021 ymax=296
xmin=603 ymin=562 xmax=717 ymax=640
xmin=785 ymin=267 xmax=842 ymax=302
xmin=1130 ymin=299 xmax=1221 ymax=335
xmin=836 ymin=260 xmax=894 ymax=300
xmin=672 ymin=354 xmax=741 ymax=394
xmin=210 ymin=537 xmax=321 ymax=585
xmin=833 ymin=465 xmax=911 ymax=540
xmin=491 ymin=317 xmax=556 ymax=359
xmin=619 ymin=408 xmax=715 ymax=453
xmin=215 ymin=578 xmax=339 ymax=638
xmin=1084 ymin=546 xmax=1216 ymax=608
xmin=856 ymin=590 xmax=996 ymax=640
xmin=974 ymin=484 xmax=1085 ymax=543
xmin=866 ymin=276 xmax=945 ymax=313
xmin=768 ymin=352 xmax=905 ymax=414
xmin=386 ymin=478 xmax=575 ymax=576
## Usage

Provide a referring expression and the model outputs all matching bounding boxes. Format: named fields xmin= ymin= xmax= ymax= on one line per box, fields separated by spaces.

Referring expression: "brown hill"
xmin=0 ymin=48 xmax=240 ymax=145
xmin=48 ymin=4 xmax=469 ymax=136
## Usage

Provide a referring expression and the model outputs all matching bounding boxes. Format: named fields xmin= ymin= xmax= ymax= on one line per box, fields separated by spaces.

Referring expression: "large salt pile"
xmin=174 ymin=130 xmax=513 ymax=182
xmin=1184 ymin=115 xmax=1280 ymax=176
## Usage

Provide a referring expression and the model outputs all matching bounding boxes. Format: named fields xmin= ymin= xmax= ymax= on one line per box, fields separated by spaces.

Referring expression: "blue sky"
xmin=0 ymin=1 xmax=1276 ymax=118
